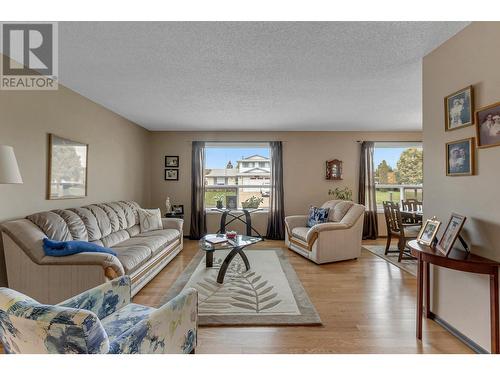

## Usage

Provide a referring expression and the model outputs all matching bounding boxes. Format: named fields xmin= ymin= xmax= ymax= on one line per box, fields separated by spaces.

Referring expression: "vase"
xmin=165 ymin=197 xmax=172 ymax=213
xmin=216 ymin=201 xmax=223 ymax=209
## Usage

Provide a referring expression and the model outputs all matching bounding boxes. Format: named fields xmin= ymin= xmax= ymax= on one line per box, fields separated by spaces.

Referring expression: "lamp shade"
xmin=0 ymin=145 xmax=23 ymax=184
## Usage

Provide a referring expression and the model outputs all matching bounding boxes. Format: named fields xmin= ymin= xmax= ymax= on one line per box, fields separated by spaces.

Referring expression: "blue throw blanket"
xmin=43 ymin=238 xmax=117 ymax=257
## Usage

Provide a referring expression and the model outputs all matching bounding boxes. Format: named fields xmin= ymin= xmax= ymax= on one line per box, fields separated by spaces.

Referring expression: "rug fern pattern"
xmin=195 ymin=256 xmax=282 ymax=314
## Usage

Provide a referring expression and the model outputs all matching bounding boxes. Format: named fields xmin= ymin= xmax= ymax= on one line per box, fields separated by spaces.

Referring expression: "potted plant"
xmin=241 ymin=196 xmax=264 ymax=209
xmin=328 ymin=187 xmax=353 ymax=201
xmin=213 ymin=194 xmax=225 ymax=209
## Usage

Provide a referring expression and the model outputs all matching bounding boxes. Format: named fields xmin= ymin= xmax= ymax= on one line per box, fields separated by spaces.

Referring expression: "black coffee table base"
xmin=206 ymin=246 xmax=251 ymax=284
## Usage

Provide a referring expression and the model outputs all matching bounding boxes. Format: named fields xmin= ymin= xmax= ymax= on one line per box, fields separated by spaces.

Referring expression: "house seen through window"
xmin=204 ymin=143 xmax=271 ymax=210
xmin=374 ymin=142 xmax=423 ymax=208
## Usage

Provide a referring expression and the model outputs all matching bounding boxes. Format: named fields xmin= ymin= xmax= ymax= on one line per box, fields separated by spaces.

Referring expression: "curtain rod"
xmin=355 ymin=140 xmax=422 ymax=143
xmin=185 ymin=140 xmax=286 ymax=143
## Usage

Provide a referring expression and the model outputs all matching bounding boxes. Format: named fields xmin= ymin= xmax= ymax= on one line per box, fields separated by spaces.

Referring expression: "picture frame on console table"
xmin=417 ymin=218 xmax=441 ymax=246
xmin=436 ymin=213 xmax=466 ymax=256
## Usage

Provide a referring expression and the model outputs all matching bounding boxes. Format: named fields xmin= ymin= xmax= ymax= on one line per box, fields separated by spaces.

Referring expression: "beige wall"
xmin=0 ymin=84 xmax=151 ymax=286
xmin=423 ymin=22 xmax=500 ymax=352
xmin=149 ymin=131 xmax=421 ymax=234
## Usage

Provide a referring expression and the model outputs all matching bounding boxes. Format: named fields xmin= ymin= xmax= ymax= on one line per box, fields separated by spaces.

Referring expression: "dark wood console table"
xmin=408 ymin=240 xmax=500 ymax=353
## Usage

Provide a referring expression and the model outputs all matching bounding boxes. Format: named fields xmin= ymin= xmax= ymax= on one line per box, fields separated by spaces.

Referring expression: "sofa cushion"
xmin=97 ymin=204 xmax=121 ymax=233
xmin=27 ymin=211 xmax=73 ymax=242
xmin=134 ymin=229 xmax=180 ymax=255
xmin=111 ymin=241 xmax=152 ymax=274
xmin=126 ymin=224 xmax=140 ymax=237
xmin=291 ymin=227 xmax=309 ymax=242
xmin=86 ymin=205 xmax=112 ymax=238
xmin=101 ymin=229 xmax=131 ymax=248
xmin=101 ymin=303 xmax=156 ymax=342
xmin=52 ymin=209 xmax=88 ymax=241
xmin=70 ymin=207 xmax=103 ymax=241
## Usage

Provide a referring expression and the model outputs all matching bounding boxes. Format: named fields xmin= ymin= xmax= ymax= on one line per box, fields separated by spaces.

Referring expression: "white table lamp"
xmin=0 ymin=145 xmax=23 ymax=184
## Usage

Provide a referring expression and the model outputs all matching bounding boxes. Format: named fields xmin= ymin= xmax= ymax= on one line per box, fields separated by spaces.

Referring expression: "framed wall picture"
xmin=437 ymin=213 xmax=466 ymax=256
xmin=48 ymin=134 xmax=88 ymax=200
xmin=444 ymin=85 xmax=474 ymax=131
xmin=475 ymin=101 xmax=500 ymax=149
xmin=326 ymin=159 xmax=343 ymax=180
xmin=165 ymin=155 xmax=179 ymax=168
xmin=165 ymin=169 xmax=179 ymax=181
xmin=446 ymin=137 xmax=475 ymax=176
xmin=417 ymin=218 xmax=441 ymax=246
xmin=172 ymin=204 xmax=184 ymax=214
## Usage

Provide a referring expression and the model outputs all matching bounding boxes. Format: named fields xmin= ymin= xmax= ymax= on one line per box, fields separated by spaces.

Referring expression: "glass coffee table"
xmin=200 ymin=234 xmax=262 ymax=284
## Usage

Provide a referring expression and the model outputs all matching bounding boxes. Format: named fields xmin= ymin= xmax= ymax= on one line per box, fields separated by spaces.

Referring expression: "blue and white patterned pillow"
xmin=307 ymin=206 xmax=330 ymax=227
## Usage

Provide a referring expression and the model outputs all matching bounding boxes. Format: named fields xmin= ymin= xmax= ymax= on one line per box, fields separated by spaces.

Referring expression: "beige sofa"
xmin=0 ymin=201 xmax=183 ymax=304
xmin=285 ymin=200 xmax=365 ymax=264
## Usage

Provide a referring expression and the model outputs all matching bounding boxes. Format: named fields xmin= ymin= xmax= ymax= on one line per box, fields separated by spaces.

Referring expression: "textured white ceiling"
xmin=59 ymin=22 xmax=469 ymax=131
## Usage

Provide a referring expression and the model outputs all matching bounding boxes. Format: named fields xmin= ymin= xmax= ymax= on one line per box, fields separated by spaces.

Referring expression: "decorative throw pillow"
xmin=307 ymin=206 xmax=330 ymax=227
xmin=331 ymin=201 xmax=353 ymax=222
xmin=139 ymin=208 xmax=163 ymax=233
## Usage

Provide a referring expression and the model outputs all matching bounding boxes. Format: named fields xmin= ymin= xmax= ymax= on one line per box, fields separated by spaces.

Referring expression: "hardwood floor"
xmin=0 ymin=239 xmax=473 ymax=354
xmin=132 ymin=239 xmax=473 ymax=354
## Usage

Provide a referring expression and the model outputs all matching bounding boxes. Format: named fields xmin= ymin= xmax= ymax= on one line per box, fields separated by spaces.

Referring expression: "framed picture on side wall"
xmin=48 ymin=134 xmax=88 ymax=200
xmin=446 ymin=137 xmax=475 ymax=176
xmin=164 ymin=169 xmax=179 ymax=181
xmin=165 ymin=156 xmax=179 ymax=168
xmin=475 ymin=101 xmax=500 ymax=149
xmin=444 ymin=85 xmax=474 ymax=131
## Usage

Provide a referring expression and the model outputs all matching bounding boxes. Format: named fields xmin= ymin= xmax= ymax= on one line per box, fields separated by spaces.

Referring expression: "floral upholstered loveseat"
xmin=0 ymin=276 xmax=198 ymax=354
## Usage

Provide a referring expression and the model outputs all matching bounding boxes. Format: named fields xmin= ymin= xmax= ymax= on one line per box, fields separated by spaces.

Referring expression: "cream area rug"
xmin=363 ymin=245 xmax=417 ymax=276
xmin=161 ymin=249 xmax=321 ymax=326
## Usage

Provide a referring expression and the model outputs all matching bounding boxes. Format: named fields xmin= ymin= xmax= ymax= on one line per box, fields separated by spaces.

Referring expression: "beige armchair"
xmin=285 ymin=200 xmax=365 ymax=264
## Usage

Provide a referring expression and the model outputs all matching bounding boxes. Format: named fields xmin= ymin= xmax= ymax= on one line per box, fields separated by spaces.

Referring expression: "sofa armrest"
xmin=57 ymin=276 xmax=131 ymax=320
xmin=284 ymin=215 xmax=308 ymax=232
xmin=161 ymin=218 xmax=183 ymax=233
xmin=109 ymin=288 xmax=198 ymax=354
xmin=39 ymin=252 xmax=125 ymax=278
xmin=306 ymin=222 xmax=349 ymax=242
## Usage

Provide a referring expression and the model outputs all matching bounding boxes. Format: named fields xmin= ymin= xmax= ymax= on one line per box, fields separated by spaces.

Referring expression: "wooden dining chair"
xmin=383 ymin=201 xmax=421 ymax=262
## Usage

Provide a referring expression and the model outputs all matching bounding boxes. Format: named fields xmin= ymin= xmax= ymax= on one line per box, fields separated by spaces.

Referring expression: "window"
xmin=204 ymin=142 xmax=271 ymax=209
xmin=374 ymin=142 xmax=423 ymax=208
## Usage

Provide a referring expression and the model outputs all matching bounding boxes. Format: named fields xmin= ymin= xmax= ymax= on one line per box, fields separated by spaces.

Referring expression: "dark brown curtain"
xmin=358 ymin=141 xmax=378 ymax=239
xmin=189 ymin=141 xmax=207 ymax=239
xmin=266 ymin=141 xmax=285 ymax=240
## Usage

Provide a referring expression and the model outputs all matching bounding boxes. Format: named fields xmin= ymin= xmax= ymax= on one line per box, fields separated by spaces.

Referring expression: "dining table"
xmin=400 ymin=209 xmax=423 ymax=223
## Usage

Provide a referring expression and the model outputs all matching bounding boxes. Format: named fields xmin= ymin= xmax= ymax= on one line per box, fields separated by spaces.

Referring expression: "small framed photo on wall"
xmin=165 ymin=156 xmax=179 ymax=168
xmin=444 ymin=85 xmax=474 ymax=131
xmin=475 ymin=101 xmax=500 ymax=149
xmin=446 ymin=137 xmax=475 ymax=176
xmin=165 ymin=169 xmax=179 ymax=181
